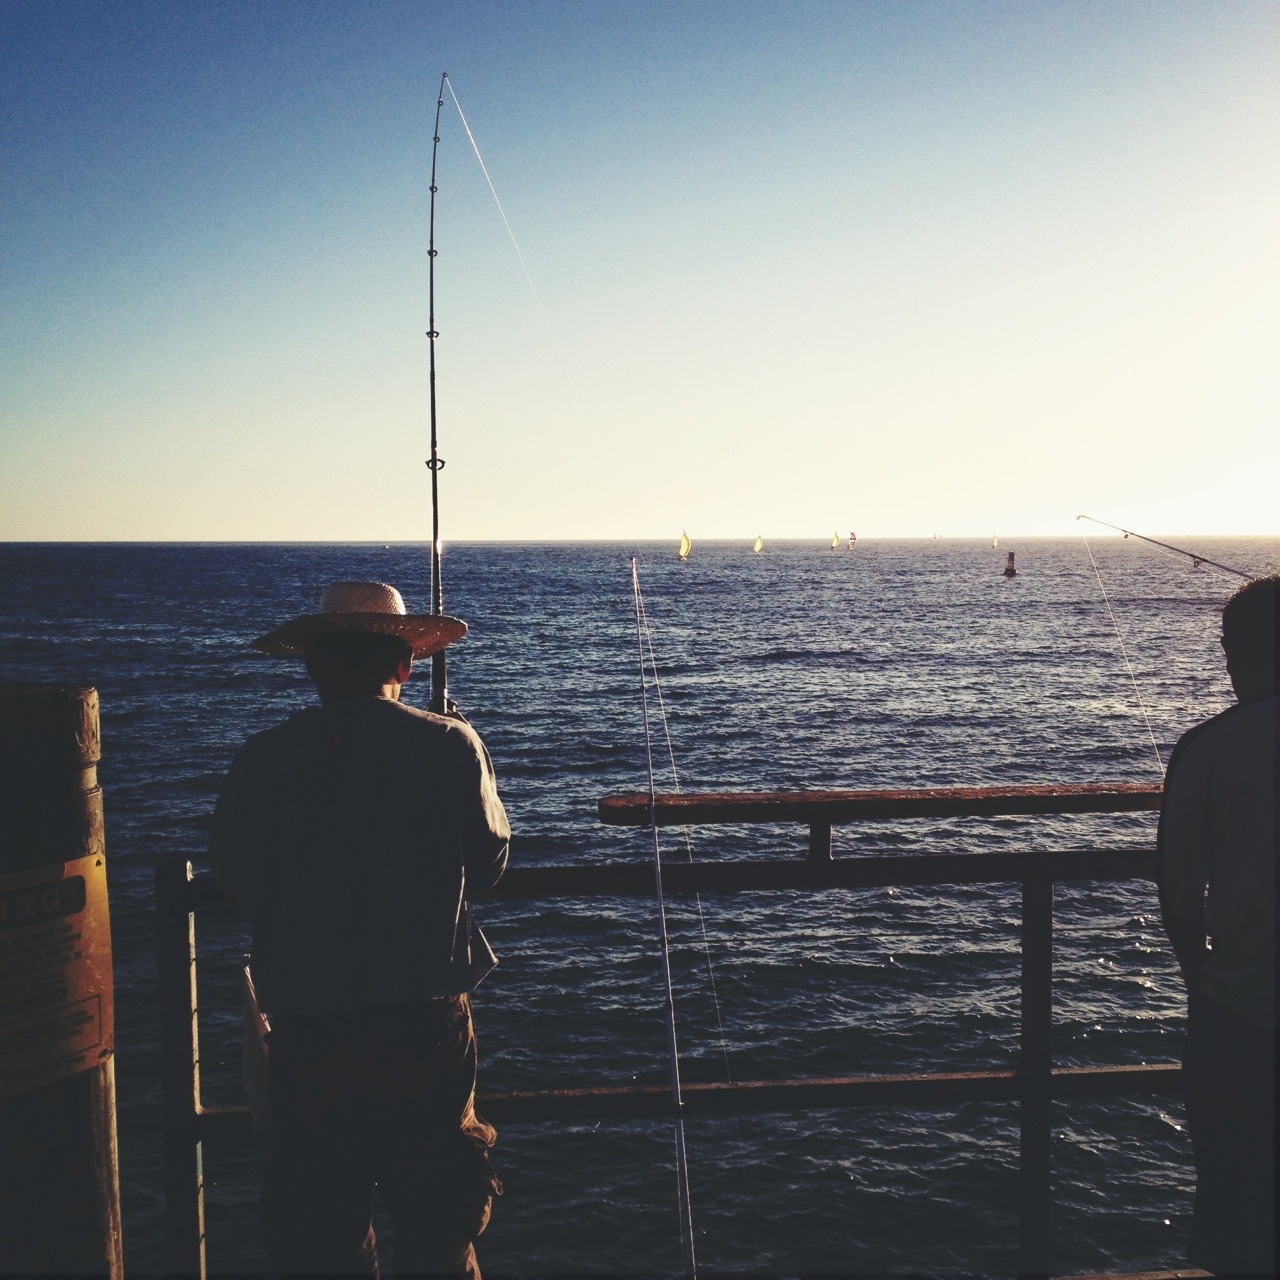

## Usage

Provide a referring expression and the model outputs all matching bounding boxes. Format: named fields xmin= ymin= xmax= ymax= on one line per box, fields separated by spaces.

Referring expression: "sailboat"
xmin=830 ymin=531 xmax=840 ymax=550
xmin=752 ymin=535 xmax=764 ymax=554
xmin=848 ymin=532 xmax=856 ymax=549
xmin=678 ymin=531 xmax=692 ymax=562
xmin=993 ymin=535 xmax=999 ymax=549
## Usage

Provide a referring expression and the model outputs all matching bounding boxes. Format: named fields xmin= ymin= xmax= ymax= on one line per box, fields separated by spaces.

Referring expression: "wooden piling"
xmin=0 ymin=684 xmax=123 ymax=1276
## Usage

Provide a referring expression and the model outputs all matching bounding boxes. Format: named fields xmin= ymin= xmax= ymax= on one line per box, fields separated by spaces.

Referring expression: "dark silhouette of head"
xmin=1221 ymin=575 xmax=1279 ymax=701
xmin=304 ymin=630 xmax=414 ymax=702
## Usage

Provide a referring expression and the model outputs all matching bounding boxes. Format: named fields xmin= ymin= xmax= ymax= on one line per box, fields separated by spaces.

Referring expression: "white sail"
xmin=993 ymin=535 xmax=999 ymax=549
xmin=753 ymin=535 xmax=764 ymax=554
xmin=678 ymin=531 xmax=692 ymax=561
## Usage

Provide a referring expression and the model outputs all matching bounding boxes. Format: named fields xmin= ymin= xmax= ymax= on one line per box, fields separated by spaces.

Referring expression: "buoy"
xmin=1004 ymin=552 xmax=1017 ymax=578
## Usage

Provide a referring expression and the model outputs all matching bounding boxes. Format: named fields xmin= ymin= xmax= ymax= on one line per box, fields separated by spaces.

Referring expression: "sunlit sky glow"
xmin=2 ymin=1 xmax=1277 ymax=541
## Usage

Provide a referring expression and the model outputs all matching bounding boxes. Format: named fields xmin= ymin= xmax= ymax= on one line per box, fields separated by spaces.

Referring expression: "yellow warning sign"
xmin=0 ymin=854 xmax=114 ymax=1100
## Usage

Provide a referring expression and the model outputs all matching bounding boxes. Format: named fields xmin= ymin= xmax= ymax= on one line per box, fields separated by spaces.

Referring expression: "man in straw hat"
xmin=210 ymin=581 xmax=510 ymax=1277
xmin=1158 ymin=574 xmax=1277 ymax=1276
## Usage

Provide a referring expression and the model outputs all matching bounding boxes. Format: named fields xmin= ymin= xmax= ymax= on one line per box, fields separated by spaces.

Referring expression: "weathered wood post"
xmin=0 ymin=684 xmax=123 ymax=1276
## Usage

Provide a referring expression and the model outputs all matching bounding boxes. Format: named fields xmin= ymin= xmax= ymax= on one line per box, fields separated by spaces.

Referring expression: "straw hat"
xmin=252 ymin=581 xmax=467 ymax=659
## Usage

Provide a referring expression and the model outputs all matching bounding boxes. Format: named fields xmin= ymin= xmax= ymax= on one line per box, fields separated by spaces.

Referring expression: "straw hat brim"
xmin=251 ymin=612 xmax=468 ymax=659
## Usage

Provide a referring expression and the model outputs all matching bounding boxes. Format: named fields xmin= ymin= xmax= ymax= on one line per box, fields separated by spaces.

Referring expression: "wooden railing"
xmin=157 ymin=782 xmax=1172 ymax=1279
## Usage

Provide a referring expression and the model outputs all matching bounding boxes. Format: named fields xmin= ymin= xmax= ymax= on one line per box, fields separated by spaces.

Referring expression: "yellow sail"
xmin=753 ymin=535 xmax=764 ymax=554
xmin=830 ymin=531 xmax=839 ymax=550
xmin=678 ymin=531 xmax=692 ymax=561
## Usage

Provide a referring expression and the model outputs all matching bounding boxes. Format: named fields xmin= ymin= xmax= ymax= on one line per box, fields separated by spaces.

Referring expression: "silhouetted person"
xmin=1158 ymin=575 xmax=1277 ymax=1275
xmin=211 ymin=582 xmax=509 ymax=1276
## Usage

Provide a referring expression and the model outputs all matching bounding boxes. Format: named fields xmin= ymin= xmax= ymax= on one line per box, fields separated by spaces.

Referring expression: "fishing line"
xmin=1080 ymin=534 xmax=1165 ymax=774
xmin=631 ymin=558 xmax=698 ymax=1279
xmin=443 ymin=75 xmax=583 ymax=403
xmin=633 ymin=571 xmax=770 ymax=1270
xmin=634 ymin=584 xmax=735 ymax=1086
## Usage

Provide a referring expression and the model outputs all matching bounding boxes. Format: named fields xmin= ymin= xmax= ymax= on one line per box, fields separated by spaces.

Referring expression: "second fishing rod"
xmin=1076 ymin=515 xmax=1253 ymax=581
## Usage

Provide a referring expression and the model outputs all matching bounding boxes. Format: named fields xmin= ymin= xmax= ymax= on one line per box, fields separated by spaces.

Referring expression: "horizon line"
xmin=3 ymin=533 xmax=1277 ymax=547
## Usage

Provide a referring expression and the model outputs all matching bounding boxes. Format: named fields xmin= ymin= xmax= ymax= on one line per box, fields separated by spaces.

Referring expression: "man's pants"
xmin=262 ymin=994 xmax=500 ymax=1277
xmin=1184 ymin=990 xmax=1276 ymax=1276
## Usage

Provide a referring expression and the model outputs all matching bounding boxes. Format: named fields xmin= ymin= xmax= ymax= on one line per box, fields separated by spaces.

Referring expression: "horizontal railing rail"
xmin=188 ymin=1063 xmax=1181 ymax=1140
xmin=158 ymin=781 xmax=1168 ymax=1279
xmin=599 ymin=781 xmax=1162 ymax=861
xmin=599 ymin=781 xmax=1161 ymax=824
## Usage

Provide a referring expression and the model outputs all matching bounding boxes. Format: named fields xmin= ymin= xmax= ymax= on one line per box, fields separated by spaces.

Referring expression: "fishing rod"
xmin=422 ymin=74 xmax=577 ymax=716
xmin=1076 ymin=515 xmax=1253 ymax=581
xmin=426 ymin=72 xmax=449 ymax=712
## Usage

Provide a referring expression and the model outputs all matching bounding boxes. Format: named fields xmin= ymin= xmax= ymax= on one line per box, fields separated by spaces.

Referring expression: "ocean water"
xmin=1 ymin=536 xmax=1276 ymax=1277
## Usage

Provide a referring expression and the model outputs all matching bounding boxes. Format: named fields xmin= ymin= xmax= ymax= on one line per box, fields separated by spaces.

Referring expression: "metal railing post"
xmin=1018 ymin=865 xmax=1054 ymax=1277
xmin=156 ymin=860 xmax=206 ymax=1280
xmin=808 ymin=820 xmax=833 ymax=863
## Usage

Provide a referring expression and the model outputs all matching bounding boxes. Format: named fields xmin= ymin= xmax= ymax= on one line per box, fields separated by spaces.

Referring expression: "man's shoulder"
xmin=224 ymin=708 xmax=321 ymax=772
xmin=379 ymin=698 xmax=467 ymax=733
xmin=231 ymin=699 xmax=490 ymax=765
xmin=1169 ymin=693 xmax=1279 ymax=775
xmin=378 ymin=698 xmax=450 ymax=727
xmin=251 ymin=698 xmax=446 ymax=735
xmin=240 ymin=705 xmax=323 ymax=746
xmin=374 ymin=699 xmax=492 ymax=754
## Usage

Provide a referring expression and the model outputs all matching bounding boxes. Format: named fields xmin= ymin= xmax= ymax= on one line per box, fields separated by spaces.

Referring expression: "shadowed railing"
xmin=158 ymin=781 xmax=1177 ymax=1280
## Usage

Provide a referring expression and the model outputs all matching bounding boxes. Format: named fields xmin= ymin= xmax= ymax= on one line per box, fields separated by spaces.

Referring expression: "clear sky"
xmin=2 ymin=0 xmax=1277 ymax=541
